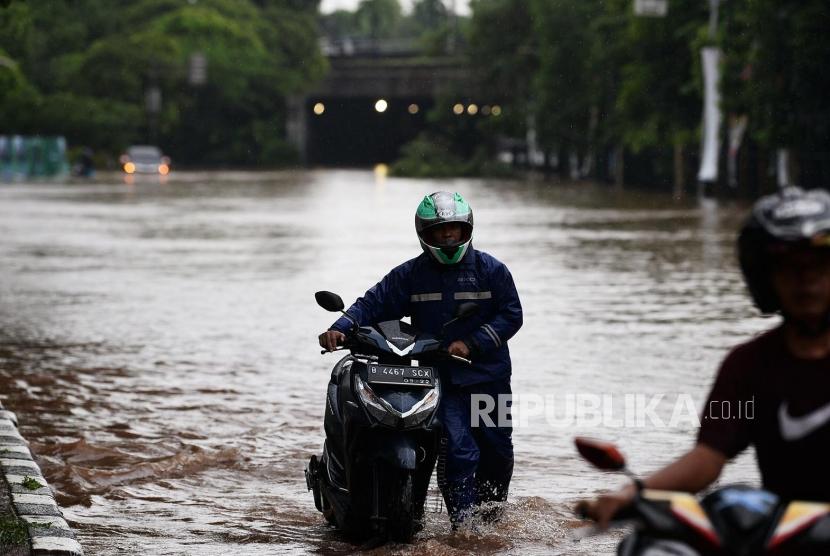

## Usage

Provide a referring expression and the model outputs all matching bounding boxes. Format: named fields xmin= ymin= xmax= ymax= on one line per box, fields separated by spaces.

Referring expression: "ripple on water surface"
xmin=0 ymin=172 xmax=765 ymax=554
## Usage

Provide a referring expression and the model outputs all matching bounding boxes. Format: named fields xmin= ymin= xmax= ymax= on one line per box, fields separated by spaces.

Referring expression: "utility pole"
xmin=448 ymin=0 xmax=457 ymax=54
xmin=708 ymin=0 xmax=720 ymax=37
xmin=696 ymin=0 xmax=723 ymax=197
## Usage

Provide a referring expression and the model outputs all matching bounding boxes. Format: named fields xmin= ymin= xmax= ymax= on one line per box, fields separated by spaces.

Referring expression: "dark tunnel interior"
xmin=307 ymin=97 xmax=434 ymax=166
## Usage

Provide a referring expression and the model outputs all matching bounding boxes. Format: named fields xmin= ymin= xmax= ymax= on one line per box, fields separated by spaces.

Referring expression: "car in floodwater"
xmin=119 ymin=145 xmax=171 ymax=175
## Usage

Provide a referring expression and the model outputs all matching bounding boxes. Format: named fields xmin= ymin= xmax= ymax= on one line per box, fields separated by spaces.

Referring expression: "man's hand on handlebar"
xmin=448 ymin=341 xmax=471 ymax=359
xmin=319 ymin=330 xmax=346 ymax=352
xmin=574 ymin=484 xmax=637 ymax=529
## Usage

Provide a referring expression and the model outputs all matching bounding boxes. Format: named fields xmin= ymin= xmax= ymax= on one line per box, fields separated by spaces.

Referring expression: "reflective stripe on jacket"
xmin=330 ymin=248 xmax=522 ymax=386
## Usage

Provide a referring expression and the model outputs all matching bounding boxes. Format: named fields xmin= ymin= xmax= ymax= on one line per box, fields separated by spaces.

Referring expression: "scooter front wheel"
xmin=307 ymin=454 xmax=338 ymax=526
xmin=321 ymin=495 xmax=337 ymax=526
xmin=386 ymin=470 xmax=415 ymax=543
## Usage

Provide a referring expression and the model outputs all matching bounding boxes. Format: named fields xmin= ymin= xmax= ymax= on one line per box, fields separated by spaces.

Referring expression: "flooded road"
xmin=0 ymin=170 xmax=768 ymax=554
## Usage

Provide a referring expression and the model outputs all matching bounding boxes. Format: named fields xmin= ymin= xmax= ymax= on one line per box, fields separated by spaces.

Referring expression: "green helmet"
xmin=415 ymin=191 xmax=474 ymax=265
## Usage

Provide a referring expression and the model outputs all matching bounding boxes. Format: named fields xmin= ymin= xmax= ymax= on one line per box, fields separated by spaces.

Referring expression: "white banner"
xmin=777 ymin=148 xmax=791 ymax=188
xmin=697 ymin=47 xmax=722 ymax=183
xmin=634 ymin=0 xmax=668 ymax=17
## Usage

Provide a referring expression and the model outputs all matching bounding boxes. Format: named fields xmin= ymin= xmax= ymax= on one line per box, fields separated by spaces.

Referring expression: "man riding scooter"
xmin=319 ymin=191 xmax=523 ymax=526
xmin=580 ymin=186 xmax=830 ymax=526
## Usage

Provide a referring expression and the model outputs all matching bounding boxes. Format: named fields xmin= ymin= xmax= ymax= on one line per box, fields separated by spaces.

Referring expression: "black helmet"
xmin=415 ymin=191 xmax=474 ymax=264
xmin=738 ymin=187 xmax=830 ymax=314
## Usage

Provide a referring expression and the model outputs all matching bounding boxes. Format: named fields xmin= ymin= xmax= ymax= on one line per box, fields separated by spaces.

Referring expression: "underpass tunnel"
xmin=307 ymin=96 xmax=434 ymax=166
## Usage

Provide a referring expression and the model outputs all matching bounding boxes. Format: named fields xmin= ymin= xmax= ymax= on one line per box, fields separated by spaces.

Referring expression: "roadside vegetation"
xmin=0 ymin=0 xmax=325 ymax=167
xmin=326 ymin=0 xmax=828 ymax=192
xmin=0 ymin=512 xmax=27 ymax=547
xmin=1 ymin=0 xmax=827 ymax=191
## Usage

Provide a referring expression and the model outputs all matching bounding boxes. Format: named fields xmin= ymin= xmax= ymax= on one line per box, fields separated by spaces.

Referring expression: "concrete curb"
xmin=0 ymin=401 xmax=83 ymax=556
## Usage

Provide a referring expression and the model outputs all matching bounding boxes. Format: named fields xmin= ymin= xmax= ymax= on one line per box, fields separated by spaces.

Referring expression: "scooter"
xmin=574 ymin=437 xmax=830 ymax=555
xmin=305 ymin=291 xmax=477 ymax=543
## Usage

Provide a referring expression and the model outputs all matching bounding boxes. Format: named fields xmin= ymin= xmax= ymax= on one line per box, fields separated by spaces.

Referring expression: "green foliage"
xmin=412 ymin=0 xmax=448 ymax=31
xmin=0 ymin=0 xmax=325 ymax=165
xmin=417 ymin=25 xmax=452 ymax=57
xmin=391 ymin=133 xmax=513 ymax=178
xmin=319 ymin=9 xmax=356 ymax=38
xmin=723 ymin=0 xmax=830 ymax=151
xmin=0 ymin=1 xmax=31 ymax=60
xmin=531 ymin=0 xmax=600 ymax=153
xmin=36 ymin=93 xmax=143 ymax=150
xmin=0 ymin=513 xmax=28 ymax=546
xmin=355 ymin=0 xmax=402 ymax=39
xmin=319 ymin=0 xmax=453 ymax=55
xmin=527 ymin=0 xmax=706 ymax=159
xmin=3 ymin=0 xmax=827 ymax=179
xmin=21 ymin=476 xmax=44 ymax=491
xmin=391 ymin=134 xmax=468 ymax=177
xmin=379 ymin=0 xmax=829 ymax=187
xmin=466 ymin=0 xmax=537 ymax=138
xmin=616 ymin=0 xmax=707 ymax=151
xmin=0 ymin=50 xmax=37 ymax=132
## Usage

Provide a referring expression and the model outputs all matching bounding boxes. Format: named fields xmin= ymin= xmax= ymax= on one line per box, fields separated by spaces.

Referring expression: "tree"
xmin=722 ymin=0 xmax=830 ymax=187
xmin=0 ymin=49 xmax=39 ymax=134
xmin=355 ymin=0 xmax=403 ymax=40
xmin=412 ymin=0 xmax=448 ymax=31
xmin=319 ymin=9 xmax=360 ymax=39
xmin=467 ymin=0 xmax=538 ymax=140
xmin=613 ymin=0 xmax=707 ymax=192
xmin=0 ymin=0 xmax=326 ymax=165
xmin=531 ymin=0 xmax=601 ymax=176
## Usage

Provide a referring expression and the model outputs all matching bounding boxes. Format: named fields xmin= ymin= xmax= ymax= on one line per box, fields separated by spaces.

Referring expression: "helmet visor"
xmin=419 ymin=222 xmax=473 ymax=248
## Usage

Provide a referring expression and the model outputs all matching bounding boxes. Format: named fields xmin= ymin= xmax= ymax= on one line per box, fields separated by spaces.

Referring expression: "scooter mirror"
xmin=455 ymin=302 xmax=480 ymax=320
xmin=315 ymin=291 xmax=345 ymax=312
xmin=575 ymin=437 xmax=626 ymax=471
xmin=442 ymin=302 xmax=481 ymax=333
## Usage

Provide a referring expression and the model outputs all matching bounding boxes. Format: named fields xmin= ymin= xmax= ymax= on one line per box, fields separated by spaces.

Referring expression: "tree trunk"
xmin=673 ymin=143 xmax=685 ymax=200
xmin=614 ymin=145 xmax=625 ymax=189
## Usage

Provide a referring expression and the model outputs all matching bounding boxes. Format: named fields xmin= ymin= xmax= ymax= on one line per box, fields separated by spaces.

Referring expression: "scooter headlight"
xmin=355 ymin=375 xmax=441 ymax=428
xmin=401 ymin=387 xmax=440 ymax=428
xmin=355 ymin=376 xmax=397 ymax=425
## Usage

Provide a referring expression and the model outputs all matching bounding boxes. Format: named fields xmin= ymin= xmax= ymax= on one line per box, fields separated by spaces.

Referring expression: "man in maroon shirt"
xmin=582 ymin=187 xmax=830 ymax=527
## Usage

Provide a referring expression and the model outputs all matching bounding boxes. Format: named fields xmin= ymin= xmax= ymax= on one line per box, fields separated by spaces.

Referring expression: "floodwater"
xmin=0 ymin=170 xmax=768 ymax=555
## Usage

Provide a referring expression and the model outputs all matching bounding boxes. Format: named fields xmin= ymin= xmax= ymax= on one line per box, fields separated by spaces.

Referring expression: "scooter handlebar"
xmin=320 ymin=348 xmax=471 ymax=364
xmin=448 ymin=353 xmax=472 ymax=364
xmin=318 ymin=333 xmax=472 ymax=364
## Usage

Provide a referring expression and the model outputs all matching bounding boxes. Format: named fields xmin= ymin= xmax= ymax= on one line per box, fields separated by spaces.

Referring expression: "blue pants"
xmin=437 ymin=379 xmax=513 ymax=523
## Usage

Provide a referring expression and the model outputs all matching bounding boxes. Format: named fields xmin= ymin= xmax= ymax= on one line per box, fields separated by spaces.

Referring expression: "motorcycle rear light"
xmin=767 ymin=501 xmax=830 ymax=549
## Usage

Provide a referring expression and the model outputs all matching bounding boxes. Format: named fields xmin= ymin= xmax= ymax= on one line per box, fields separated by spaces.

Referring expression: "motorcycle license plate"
xmin=366 ymin=364 xmax=434 ymax=387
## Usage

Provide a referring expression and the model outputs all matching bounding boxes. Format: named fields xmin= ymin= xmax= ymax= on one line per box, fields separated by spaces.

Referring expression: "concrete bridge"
xmin=286 ymin=48 xmax=474 ymax=166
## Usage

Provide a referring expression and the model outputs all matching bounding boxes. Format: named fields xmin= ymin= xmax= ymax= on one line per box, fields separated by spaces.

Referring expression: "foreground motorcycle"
xmin=575 ymin=437 xmax=830 ymax=555
xmin=305 ymin=291 xmax=476 ymax=543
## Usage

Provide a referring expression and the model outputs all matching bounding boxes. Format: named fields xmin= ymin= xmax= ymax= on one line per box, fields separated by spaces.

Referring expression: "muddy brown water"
xmin=0 ymin=170 xmax=767 ymax=554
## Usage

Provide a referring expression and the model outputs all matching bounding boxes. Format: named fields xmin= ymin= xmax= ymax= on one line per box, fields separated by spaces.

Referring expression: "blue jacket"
xmin=330 ymin=247 xmax=523 ymax=386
